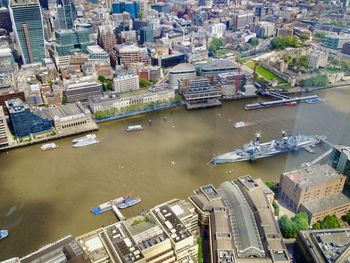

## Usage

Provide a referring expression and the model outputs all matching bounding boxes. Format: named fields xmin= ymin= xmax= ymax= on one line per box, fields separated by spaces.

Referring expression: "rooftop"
xmin=169 ymin=63 xmax=195 ymax=73
xmin=302 ymin=192 xmax=350 ymax=214
xmin=283 ymin=164 xmax=343 ymax=188
xmin=201 ymin=60 xmax=238 ymax=72
xmin=87 ymin=45 xmax=108 ymax=54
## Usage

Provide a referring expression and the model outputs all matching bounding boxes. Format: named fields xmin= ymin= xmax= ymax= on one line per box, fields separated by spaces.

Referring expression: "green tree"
xmin=293 ymin=212 xmax=309 ymax=230
xmin=139 ymin=79 xmax=153 ymax=88
xmin=301 ymin=75 xmax=329 ymax=87
xmin=345 ymin=211 xmax=350 ymax=223
xmin=265 ymin=181 xmax=279 ymax=194
xmin=250 ymin=37 xmax=259 ymax=46
xmin=271 ymin=36 xmax=299 ymax=50
xmin=138 ymin=11 xmax=143 ymax=19
xmin=280 ymin=215 xmax=298 ymax=238
xmin=313 ymin=215 xmax=342 ymax=229
xmin=62 ymin=95 xmax=67 ymax=105
xmin=98 ymin=76 xmax=106 ymax=83
xmin=209 ymin=38 xmax=224 ymax=55
xmin=300 ymin=33 xmax=310 ymax=40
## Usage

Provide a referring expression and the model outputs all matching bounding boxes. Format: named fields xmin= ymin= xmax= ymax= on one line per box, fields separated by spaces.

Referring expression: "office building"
xmin=297 ymin=228 xmax=350 ymax=263
xmin=0 ymin=90 xmax=25 ymax=115
xmin=112 ymin=0 xmax=139 ymax=19
xmin=0 ymin=106 xmax=10 ymax=147
xmin=0 ymin=7 xmax=12 ymax=32
xmin=64 ymin=79 xmax=103 ymax=103
xmin=208 ymin=23 xmax=226 ymax=38
xmin=151 ymin=3 xmax=170 ymax=13
xmin=342 ymin=42 xmax=350 ymax=55
xmin=87 ymin=45 xmax=110 ymax=64
xmin=169 ymin=63 xmax=196 ymax=90
xmin=113 ymin=74 xmax=139 ymax=93
xmin=0 ymin=0 xmax=8 ymax=7
xmin=54 ymin=0 xmax=76 ymax=30
xmin=179 ymin=76 xmax=222 ymax=109
xmin=0 ymin=47 xmax=16 ymax=73
xmin=323 ymin=34 xmax=350 ymax=50
xmin=329 ymin=145 xmax=350 ymax=177
xmin=254 ymin=21 xmax=275 ymax=38
xmin=9 ymin=0 xmax=46 ymax=64
xmin=36 ymin=102 xmax=97 ymax=135
xmin=114 ymin=43 xmax=150 ymax=66
xmin=89 ymin=84 xmax=174 ymax=114
xmin=200 ymin=59 xmax=238 ymax=84
xmin=218 ymin=72 xmax=253 ymax=98
xmin=6 ymin=98 xmax=53 ymax=138
xmin=308 ymin=49 xmax=328 ymax=69
xmin=279 ymin=164 xmax=346 ymax=212
xmin=98 ymin=25 xmax=117 ymax=56
xmin=233 ymin=11 xmax=254 ymax=30
xmin=38 ymin=0 xmax=47 ymax=9
xmin=139 ymin=26 xmax=154 ymax=45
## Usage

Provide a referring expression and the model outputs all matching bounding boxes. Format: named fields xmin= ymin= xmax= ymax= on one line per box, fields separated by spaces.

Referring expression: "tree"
xmin=345 ymin=211 xmax=350 ymax=223
xmin=300 ymin=33 xmax=310 ymax=40
xmin=271 ymin=36 xmax=299 ymax=50
xmin=280 ymin=215 xmax=298 ymax=238
xmin=138 ymin=11 xmax=143 ymax=19
xmin=61 ymin=95 xmax=67 ymax=105
xmin=301 ymin=75 xmax=329 ymax=87
xmin=293 ymin=212 xmax=309 ymax=231
xmin=265 ymin=181 xmax=279 ymax=194
xmin=250 ymin=37 xmax=259 ymax=46
xmin=98 ymin=76 xmax=106 ymax=83
xmin=209 ymin=38 xmax=224 ymax=55
xmin=313 ymin=215 xmax=342 ymax=229
xmin=139 ymin=79 xmax=152 ymax=88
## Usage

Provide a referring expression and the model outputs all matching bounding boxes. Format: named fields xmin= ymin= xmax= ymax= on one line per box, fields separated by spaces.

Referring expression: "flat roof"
xmin=302 ymin=192 xmax=350 ymax=214
xmin=283 ymin=164 xmax=343 ymax=188
xmin=169 ymin=63 xmax=195 ymax=73
xmin=201 ymin=60 xmax=238 ymax=72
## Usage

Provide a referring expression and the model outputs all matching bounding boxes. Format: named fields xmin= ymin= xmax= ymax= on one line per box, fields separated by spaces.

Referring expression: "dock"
xmin=112 ymin=205 xmax=125 ymax=221
xmin=245 ymin=95 xmax=320 ymax=110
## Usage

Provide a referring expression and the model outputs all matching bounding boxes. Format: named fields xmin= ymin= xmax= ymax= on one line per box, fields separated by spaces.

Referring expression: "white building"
xmin=308 ymin=49 xmax=328 ymax=69
xmin=169 ymin=63 xmax=196 ymax=90
xmin=254 ymin=21 xmax=275 ymax=38
xmin=86 ymin=45 xmax=110 ymax=64
xmin=113 ymin=74 xmax=139 ymax=93
xmin=209 ymin=23 xmax=226 ymax=38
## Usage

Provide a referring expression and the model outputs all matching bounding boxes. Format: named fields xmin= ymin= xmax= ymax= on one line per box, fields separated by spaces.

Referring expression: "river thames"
xmin=1 ymin=86 xmax=350 ymax=259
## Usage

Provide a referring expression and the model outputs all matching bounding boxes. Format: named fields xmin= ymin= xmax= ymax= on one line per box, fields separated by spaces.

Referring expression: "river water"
xmin=1 ymin=87 xmax=350 ymax=259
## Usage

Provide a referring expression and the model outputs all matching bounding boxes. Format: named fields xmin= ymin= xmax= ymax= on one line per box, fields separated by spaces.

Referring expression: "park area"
xmin=245 ymin=60 xmax=289 ymax=88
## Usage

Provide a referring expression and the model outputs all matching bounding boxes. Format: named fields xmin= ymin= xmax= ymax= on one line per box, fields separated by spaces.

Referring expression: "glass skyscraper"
xmin=112 ymin=0 xmax=139 ymax=19
xmin=54 ymin=28 xmax=93 ymax=56
xmin=54 ymin=0 xmax=75 ymax=30
xmin=9 ymin=0 xmax=46 ymax=64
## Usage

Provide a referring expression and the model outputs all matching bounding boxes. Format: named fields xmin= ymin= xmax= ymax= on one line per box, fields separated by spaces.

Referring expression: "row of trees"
xmin=313 ymin=215 xmax=342 ymax=229
xmin=98 ymin=76 xmax=113 ymax=91
xmin=271 ymin=36 xmax=300 ymax=50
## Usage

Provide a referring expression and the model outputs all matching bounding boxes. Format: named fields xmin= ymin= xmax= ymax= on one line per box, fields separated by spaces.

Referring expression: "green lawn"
xmin=245 ymin=61 xmax=287 ymax=84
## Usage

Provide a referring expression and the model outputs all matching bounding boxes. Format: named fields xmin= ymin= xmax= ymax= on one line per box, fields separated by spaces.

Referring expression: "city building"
xmin=342 ymin=42 xmax=350 ymax=55
xmin=208 ymin=23 xmax=226 ymax=38
xmin=0 ymin=47 xmax=16 ymax=73
xmin=0 ymin=90 xmax=25 ymax=115
xmin=151 ymin=3 xmax=170 ymax=13
xmin=36 ymin=102 xmax=97 ymax=135
xmin=200 ymin=60 xmax=238 ymax=84
xmin=9 ymin=0 xmax=46 ymax=64
xmin=329 ymin=145 xmax=350 ymax=177
xmin=87 ymin=45 xmax=110 ymax=64
xmin=323 ymin=34 xmax=350 ymax=50
xmin=53 ymin=0 xmax=76 ymax=30
xmin=97 ymin=25 xmax=117 ymax=57
xmin=0 ymin=7 xmax=12 ymax=33
xmin=113 ymin=73 xmax=139 ymax=93
xmin=179 ymin=76 xmax=222 ymax=109
xmin=254 ymin=21 xmax=275 ymax=38
xmin=168 ymin=63 xmax=196 ymax=90
xmin=64 ymin=79 xmax=103 ymax=103
xmin=279 ymin=164 xmax=346 ymax=212
xmin=89 ymin=84 xmax=175 ymax=114
xmin=0 ymin=106 xmax=11 ymax=147
xmin=218 ymin=71 xmax=255 ymax=98
xmin=307 ymin=49 xmax=328 ymax=69
xmin=297 ymin=228 xmax=350 ymax=263
xmin=139 ymin=26 xmax=154 ymax=45
xmin=6 ymin=98 xmax=53 ymax=138
xmin=114 ymin=43 xmax=150 ymax=66
xmin=232 ymin=11 xmax=254 ymax=30
xmin=112 ymin=0 xmax=139 ymax=19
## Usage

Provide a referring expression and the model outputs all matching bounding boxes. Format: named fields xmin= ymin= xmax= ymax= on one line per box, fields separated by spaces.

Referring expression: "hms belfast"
xmin=211 ymin=131 xmax=326 ymax=164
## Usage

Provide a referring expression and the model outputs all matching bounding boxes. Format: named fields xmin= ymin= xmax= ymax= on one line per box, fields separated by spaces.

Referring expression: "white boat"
xmin=73 ymin=139 xmax=99 ymax=148
xmin=234 ymin=121 xmax=246 ymax=128
xmin=72 ymin=134 xmax=96 ymax=143
xmin=126 ymin=125 xmax=144 ymax=132
xmin=41 ymin=143 xmax=59 ymax=151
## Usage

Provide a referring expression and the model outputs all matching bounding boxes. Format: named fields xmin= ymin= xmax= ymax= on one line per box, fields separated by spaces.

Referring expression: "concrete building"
xmin=168 ymin=63 xmax=196 ymax=90
xmin=218 ymin=72 xmax=255 ymax=98
xmin=98 ymin=25 xmax=117 ymax=57
xmin=200 ymin=60 xmax=238 ymax=84
xmin=113 ymin=73 xmax=139 ymax=93
xmin=254 ymin=21 xmax=275 ymax=38
xmin=307 ymin=49 xmax=328 ymax=69
xmin=330 ymin=145 xmax=350 ymax=177
xmin=232 ymin=11 xmax=254 ymax=30
xmin=36 ymin=102 xmax=97 ymax=135
xmin=279 ymin=164 xmax=346 ymax=212
xmin=297 ymin=228 xmax=350 ymax=263
xmin=114 ymin=43 xmax=151 ymax=66
xmin=0 ymin=7 xmax=12 ymax=33
xmin=0 ymin=106 xmax=10 ymax=147
xmin=89 ymin=84 xmax=175 ymax=114
xmin=208 ymin=23 xmax=226 ymax=38
xmin=64 ymin=79 xmax=103 ymax=103
xmin=0 ymin=90 xmax=25 ymax=115
xmin=87 ymin=45 xmax=110 ymax=64
xmin=342 ymin=42 xmax=350 ymax=55
xmin=323 ymin=34 xmax=350 ymax=50
xmin=299 ymin=192 xmax=350 ymax=224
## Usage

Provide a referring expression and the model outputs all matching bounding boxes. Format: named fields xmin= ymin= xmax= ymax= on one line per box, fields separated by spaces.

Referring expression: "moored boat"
xmin=72 ymin=134 xmax=96 ymax=143
xmin=73 ymin=138 xmax=99 ymax=148
xmin=41 ymin=143 xmax=59 ymax=151
xmin=91 ymin=197 xmax=125 ymax=215
xmin=234 ymin=121 xmax=246 ymax=128
xmin=126 ymin=125 xmax=144 ymax=132
xmin=0 ymin=230 xmax=8 ymax=240
xmin=117 ymin=197 xmax=141 ymax=209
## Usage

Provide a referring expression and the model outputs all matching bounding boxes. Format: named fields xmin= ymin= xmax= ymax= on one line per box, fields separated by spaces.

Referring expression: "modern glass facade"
xmin=9 ymin=0 xmax=46 ymax=64
xmin=112 ymin=0 xmax=139 ymax=19
xmin=139 ymin=26 xmax=153 ymax=45
xmin=55 ymin=0 xmax=75 ymax=30
xmin=54 ymin=28 xmax=93 ymax=56
xmin=6 ymin=99 xmax=53 ymax=138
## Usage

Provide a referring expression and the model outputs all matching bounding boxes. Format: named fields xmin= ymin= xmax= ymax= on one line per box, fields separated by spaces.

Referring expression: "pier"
xmin=245 ymin=95 xmax=320 ymax=110
xmin=112 ymin=205 xmax=125 ymax=221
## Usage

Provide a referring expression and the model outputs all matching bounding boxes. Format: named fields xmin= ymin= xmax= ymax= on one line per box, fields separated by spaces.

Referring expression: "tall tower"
xmin=9 ymin=0 xmax=46 ymax=64
xmin=54 ymin=0 xmax=75 ymax=30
